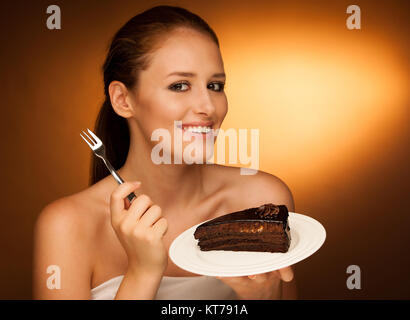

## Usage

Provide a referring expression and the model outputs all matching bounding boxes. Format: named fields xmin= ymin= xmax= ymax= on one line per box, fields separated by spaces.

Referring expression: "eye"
xmin=169 ymin=81 xmax=226 ymax=92
xmin=169 ymin=82 xmax=190 ymax=92
xmin=208 ymin=82 xmax=225 ymax=92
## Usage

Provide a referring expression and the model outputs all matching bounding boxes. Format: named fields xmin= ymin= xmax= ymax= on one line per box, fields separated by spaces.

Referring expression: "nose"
xmin=193 ymin=88 xmax=216 ymax=116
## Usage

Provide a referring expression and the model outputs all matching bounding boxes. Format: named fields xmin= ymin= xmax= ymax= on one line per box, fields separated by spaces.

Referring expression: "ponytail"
xmin=89 ymin=99 xmax=130 ymax=185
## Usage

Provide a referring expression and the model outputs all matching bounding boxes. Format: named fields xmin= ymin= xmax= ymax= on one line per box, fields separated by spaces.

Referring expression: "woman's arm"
xmin=109 ymin=182 xmax=169 ymax=300
xmin=114 ymin=267 xmax=163 ymax=300
xmin=32 ymin=199 xmax=94 ymax=299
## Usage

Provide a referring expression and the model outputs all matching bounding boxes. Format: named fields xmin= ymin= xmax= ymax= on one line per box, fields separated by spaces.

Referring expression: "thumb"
xmin=278 ymin=266 xmax=294 ymax=282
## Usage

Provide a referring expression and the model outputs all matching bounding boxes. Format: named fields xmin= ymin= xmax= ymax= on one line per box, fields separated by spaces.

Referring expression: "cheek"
xmin=136 ymin=104 xmax=185 ymax=148
xmin=139 ymin=96 xmax=181 ymax=126
xmin=150 ymin=94 xmax=186 ymax=122
xmin=217 ymin=96 xmax=228 ymax=121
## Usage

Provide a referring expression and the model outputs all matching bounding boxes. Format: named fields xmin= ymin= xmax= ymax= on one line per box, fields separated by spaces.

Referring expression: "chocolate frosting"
xmin=198 ymin=203 xmax=289 ymax=227
xmin=255 ymin=203 xmax=280 ymax=219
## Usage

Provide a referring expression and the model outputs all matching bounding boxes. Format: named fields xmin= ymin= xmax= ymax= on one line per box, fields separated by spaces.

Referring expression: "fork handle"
xmin=102 ymin=158 xmax=137 ymax=203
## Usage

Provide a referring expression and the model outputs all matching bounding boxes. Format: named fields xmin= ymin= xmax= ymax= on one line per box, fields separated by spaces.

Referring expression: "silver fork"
xmin=80 ymin=128 xmax=136 ymax=203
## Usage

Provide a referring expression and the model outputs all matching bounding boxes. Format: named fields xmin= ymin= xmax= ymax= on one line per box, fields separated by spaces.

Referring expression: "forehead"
xmin=146 ymin=28 xmax=224 ymax=76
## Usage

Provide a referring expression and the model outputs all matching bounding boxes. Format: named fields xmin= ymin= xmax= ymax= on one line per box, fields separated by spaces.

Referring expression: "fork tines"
xmin=80 ymin=128 xmax=101 ymax=149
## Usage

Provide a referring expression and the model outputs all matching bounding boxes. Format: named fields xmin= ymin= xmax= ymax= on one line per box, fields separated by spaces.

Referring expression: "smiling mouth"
xmin=175 ymin=123 xmax=215 ymax=135
xmin=181 ymin=125 xmax=213 ymax=134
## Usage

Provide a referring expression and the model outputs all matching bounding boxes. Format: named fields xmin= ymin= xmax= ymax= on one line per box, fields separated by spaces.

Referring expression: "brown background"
xmin=0 ymin=0 xmax=409 ymax=299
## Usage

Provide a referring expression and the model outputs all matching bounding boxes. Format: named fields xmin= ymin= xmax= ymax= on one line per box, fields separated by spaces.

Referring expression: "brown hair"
xmin=90 ymin=5 xmax=220 ymax=185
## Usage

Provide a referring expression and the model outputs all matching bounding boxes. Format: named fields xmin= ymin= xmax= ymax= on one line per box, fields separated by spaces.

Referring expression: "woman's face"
xmin=129 ymin=27 xmax=228 ymax=164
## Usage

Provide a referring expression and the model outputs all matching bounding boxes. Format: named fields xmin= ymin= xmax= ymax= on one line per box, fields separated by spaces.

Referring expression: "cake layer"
xmin=198 ymin=234 xmax=290 ymax=244
xmin=197 ymin=233 xmax=290 ymax=253
xmin=198 ymin=243 xmax=289 ymax=253
xmin=197 ymin=231 xmax=289 ymax=243
xmin=198 ymin=238 xmax=289 ymax=249
xmin=194 ymin=221 xmax=289 ymax=241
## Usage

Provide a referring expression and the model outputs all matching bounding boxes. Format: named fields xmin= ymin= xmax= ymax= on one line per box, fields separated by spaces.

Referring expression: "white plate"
xmin=169 ymin=212 xmax=326 ymax=277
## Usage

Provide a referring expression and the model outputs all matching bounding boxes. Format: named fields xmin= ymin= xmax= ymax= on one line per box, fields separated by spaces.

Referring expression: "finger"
xmin=278 ymin=266 xmax=294 ymax=282
xmin=152 ymin=217 xmax=168 ymax=236
xmin=110 ymin=182 xmax=141 ymax=220
xmin=139 ymin=205 xmax=162 ymax=228
xmin=217 ymin=276 xmax=249 ymax=285
xmin=248 ymin=273 xmax=268 ymax=283
xmin=127 ymin=194 xmax=154 ymax=221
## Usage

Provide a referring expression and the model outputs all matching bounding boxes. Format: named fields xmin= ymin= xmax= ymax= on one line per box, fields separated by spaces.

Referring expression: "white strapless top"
xmin=90 ymin=275 xmax=237 ymax=300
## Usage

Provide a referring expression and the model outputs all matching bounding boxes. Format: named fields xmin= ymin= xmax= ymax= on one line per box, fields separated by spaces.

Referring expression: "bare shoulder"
xmin=33 ymin=188 xmax=104 ymax=299
xmin=33 ymin=182 xmax=110 ymax=259
xmin=206 ymin=164 xmax=295 ymax=212
xmin=251 ymin=170 xmax=295 ymax=211
xmin=34 ymin=185 xmax=105 ymax=239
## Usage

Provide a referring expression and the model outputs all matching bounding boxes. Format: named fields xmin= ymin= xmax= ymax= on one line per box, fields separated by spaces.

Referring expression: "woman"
xmin=33 ymin=5 xmax=297 ymax=300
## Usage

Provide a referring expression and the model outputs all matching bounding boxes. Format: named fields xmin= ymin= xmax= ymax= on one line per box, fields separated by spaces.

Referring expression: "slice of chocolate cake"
xmin=194 ymin=203 xmax=291 ymax=253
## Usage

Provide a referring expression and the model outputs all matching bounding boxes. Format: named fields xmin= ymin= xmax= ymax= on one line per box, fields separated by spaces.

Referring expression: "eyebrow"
xmin=167 ymin=71 xmax=226 ymax=78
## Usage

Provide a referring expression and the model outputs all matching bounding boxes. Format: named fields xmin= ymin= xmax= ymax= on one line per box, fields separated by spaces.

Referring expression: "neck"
xmin=115 ymin=130 xmax=207 ymax=212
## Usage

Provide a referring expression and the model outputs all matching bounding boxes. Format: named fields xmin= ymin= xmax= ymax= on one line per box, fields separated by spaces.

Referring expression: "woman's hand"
xmin=216 ymin=266 xmax=294 ymax=300
xmin=110 ymin=181 xmax=169 ymax=276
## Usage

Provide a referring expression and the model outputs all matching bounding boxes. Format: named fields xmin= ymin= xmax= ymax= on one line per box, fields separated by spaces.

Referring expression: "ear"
xmin=108 ymin=81 xmax=135 ymax=118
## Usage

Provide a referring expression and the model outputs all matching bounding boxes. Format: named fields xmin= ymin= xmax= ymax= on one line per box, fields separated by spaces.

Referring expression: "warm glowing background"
xmin=0 ymin=0 xmax=409 ymax=298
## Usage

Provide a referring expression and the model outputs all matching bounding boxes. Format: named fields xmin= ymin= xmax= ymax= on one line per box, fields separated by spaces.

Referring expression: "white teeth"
xmin=183 ymin=126 xmax=212 ymax=133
